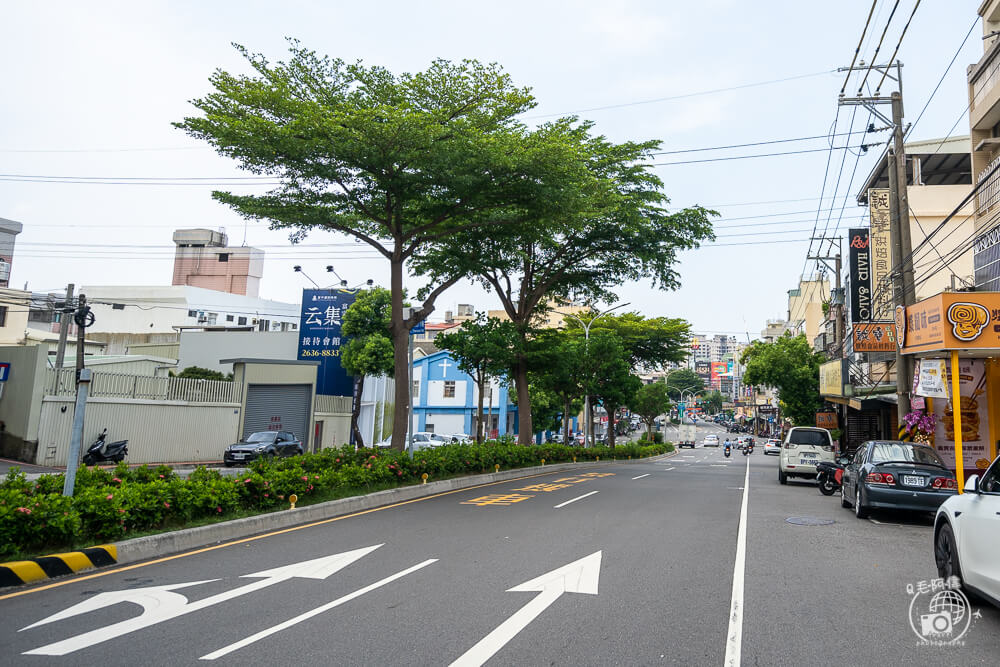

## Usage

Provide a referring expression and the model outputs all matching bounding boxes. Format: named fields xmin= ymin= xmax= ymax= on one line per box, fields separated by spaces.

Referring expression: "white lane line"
xmin=200 ymin=559 xmax=437 ymax=660
xmin=663 ymin=467 xmax=676 ymax=471
xmin=632 ymin=474 xmax=650 ymax=480
xmin=553 ymin=491 xmax=599 ymax=509
xmin=724 ymin=458 xmax=751 ymax=667
xmin=710 ymin=464 xmax=728 ymax=467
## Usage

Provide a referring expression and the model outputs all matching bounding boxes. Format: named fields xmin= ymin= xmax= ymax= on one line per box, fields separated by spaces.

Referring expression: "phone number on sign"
xmin=300 ymin=349 xmax=340 ymax=357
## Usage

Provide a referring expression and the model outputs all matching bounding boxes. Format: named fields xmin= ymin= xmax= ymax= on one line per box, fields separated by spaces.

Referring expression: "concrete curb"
xmin=114 ymin=451 xmax=675 ymax=566
xmin=0 ymin=546 xmax=117 ymax=588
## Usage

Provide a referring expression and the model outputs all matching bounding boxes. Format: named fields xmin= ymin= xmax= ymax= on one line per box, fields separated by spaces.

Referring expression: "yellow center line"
xmin=0 ymin=466 xmax=611 ymax=601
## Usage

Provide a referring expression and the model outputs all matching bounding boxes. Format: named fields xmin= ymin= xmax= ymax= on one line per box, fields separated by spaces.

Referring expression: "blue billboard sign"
xmin=297 ymin=289 xmax=357 ymax=396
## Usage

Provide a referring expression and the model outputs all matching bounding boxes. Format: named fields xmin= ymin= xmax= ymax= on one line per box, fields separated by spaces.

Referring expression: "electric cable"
xmin=841 ymin=0 xmax=880 ymax=96
xmin=874 ymin=0 xmax=921 ymax=95
xmin=857 ymin=0 xmax=901 ymax=94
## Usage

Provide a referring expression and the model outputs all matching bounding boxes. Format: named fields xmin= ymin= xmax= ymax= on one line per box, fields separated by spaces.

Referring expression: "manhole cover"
xmin=785 ymin=516 xmax=835 ymax=526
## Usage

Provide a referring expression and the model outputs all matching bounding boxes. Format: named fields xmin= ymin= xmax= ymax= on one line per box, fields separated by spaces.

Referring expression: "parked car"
xmin=375 ymin=432 xmax=449 ymax=449
xmin=703 ymin=434 xmax=719 ymax=447
xmin=763 ymin=439 xmax=781 ymax=455
xmin=778 ymin=426 xmax=833 ymax=484
xmin=444 ymin=433 xmax=472 ymax=444
xmin=934 ymin=455 xmax=1000 ymax=607
xmin=224 ymin=431 xmax=302 ymax=466
xmin=841 ymin=440 xmax=957 ymax=519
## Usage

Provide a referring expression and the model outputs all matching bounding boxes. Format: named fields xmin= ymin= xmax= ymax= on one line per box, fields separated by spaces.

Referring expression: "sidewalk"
xmin=0 ymin=457 xmax=242 ymax=481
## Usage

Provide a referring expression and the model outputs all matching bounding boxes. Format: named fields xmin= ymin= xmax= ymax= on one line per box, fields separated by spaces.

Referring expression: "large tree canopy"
xmin=176 ymin=45 xmax=594 ymax=450
xmin=740 ymin=333 xmax=824 ymax=426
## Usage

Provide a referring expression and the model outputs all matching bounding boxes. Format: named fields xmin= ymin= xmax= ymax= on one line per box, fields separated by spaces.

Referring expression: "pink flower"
xmin=118 ymin=509 xmax=125 ymax=514
xmin=106 ymin=494 xmax=114 ymax=500
xmin=365 ymin=464 xmax=371 ymax=469
xmin=313 ymin=476 xmax=318 ymax=480
xmin=335 ymin=458 xmax=340 ymax=463
xmin=158 ymin=474 xmax=165 ymax=479
xmin=307 ymin=485 xmax=313 ymax=491
xmin=112 ymin=477 xmax=122 ymax=484
xmin=16 ymin=507 xmax=31 ymax=514
xmin=301 ymin=476 xmax=308 ymax=482
xmin=163 ymin=502 xmax=170 ymax=508
xmin=216 ymin=506 xmax=222 ymax=513
xmin=264 ymin=493 xmax=269 ymax=498
xmin=397 ymin=471 xmax=403 ymax=476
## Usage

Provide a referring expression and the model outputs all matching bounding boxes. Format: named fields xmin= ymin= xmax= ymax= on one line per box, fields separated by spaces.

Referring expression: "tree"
xmin=740 ymin=333 xmax=824 ymax=426
xmin=175 ymin=366 xmax=232 ymax=381
xmin=341 ymin=288 xmax=394 ymax=447
xmin=177 ymin=46 xmax=592 ymax=451
xmin=663 ymin=368 xmax=705 ymax=401
xmin=530 ymin=329 xmax=586 ymax=445
xmin=579 ymin=331 xmax=641 ymax=448
xmin=436 ymin=315 xmax=519 ymax=443
xmin=702 ymin=390 xmax=724 ymax=415
xmin=445 ymin=124 xmax=715 ymax=444
xmin=629 ymin=382 xmax=672 ymax=442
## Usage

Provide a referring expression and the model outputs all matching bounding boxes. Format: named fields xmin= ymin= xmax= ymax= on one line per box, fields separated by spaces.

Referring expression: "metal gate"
xmin=846 ymin=411 xmax=882 ymax=454
xmin=244 ymin=384 xmax=312 ymax=442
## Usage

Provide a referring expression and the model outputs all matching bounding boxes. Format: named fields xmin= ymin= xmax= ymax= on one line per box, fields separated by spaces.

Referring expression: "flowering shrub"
xmin=0 ymin=440 xmax=671 ymax=558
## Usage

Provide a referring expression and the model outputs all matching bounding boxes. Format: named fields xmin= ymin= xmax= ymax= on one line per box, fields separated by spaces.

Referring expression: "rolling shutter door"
xmin=244 ymin=384 xmax=312 ymax=442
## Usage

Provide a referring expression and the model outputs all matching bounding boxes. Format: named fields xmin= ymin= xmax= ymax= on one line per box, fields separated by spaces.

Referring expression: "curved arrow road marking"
xmin=21 ymin=544 xmax=383 ymax=656
xmin=449 ymin=551 xmax=602 ymax=667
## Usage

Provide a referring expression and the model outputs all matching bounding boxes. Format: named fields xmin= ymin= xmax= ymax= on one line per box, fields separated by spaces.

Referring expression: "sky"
xmin=0 ymin=0 xmax=984 ymax=339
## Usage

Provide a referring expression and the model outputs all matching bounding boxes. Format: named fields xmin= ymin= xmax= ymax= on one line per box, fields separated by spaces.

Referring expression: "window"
xmin=207 ymin=313 xmax=218 ymax=325
xmin=412 ymin=381 xmax=420 ymax=401
xmin=237 ymin=316 xmax=247 ymax=326
xmin=226 ymin=314 xmax=234 ymax=322
xmin=291 ymin=323 xmax=297 ymax=331
xmin=787 ymin=428 xmax=831 ymax=447
xmin=868 ymin=443 xmax=946 ymax=467
xmin=187 ymin=310 xmax=198 ymax=318
xmin=218 ymin=253 xmax=229 ymax=262
xmin=0 ymin=306 xmax=6 ymax=327
xmin=979 ymin=458 xmax=1000 ymax=493
xmin=425 ymin=424 xmax=434 ymax=434
xmin=257 ymin=319 xmax=270 ymax=332
xmin=443 ymin=380 xmax=456 ymax=398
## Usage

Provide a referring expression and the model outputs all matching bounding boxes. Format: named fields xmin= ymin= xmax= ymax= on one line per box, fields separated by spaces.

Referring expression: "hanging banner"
xmin=868 ymin=189 xmax=894 ymax=320
xmin=852 ymin=322 xmax=896 ymax=351
xmin=819 ymin=359 xmax=845 ymax=396
xmin=910 ymin=359 xmax=925 ymax=411
xmin=931 ymin=359 xmax=991 ymax=477
xmin=848 ymin=228 xmax=872 ymax=323
xmin=297 ymin=288 xmax=357 ymax=396
xmin=915 ymin=359 xmax=949 ymax=399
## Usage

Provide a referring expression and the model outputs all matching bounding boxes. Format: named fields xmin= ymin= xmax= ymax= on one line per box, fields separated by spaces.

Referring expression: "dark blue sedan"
xmin=840 ymin=440 xmax=958 ymax=519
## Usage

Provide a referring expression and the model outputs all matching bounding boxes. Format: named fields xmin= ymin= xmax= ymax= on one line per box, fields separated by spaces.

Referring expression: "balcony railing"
xmin=44 ymin=369 xmax=241 ymax=403
xmin=977 ymin=154 xmax=1000 ymax=216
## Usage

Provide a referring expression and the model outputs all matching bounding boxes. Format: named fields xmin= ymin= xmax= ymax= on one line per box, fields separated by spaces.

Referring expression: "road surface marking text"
xmin=462 ymin=494 xmax=533 ymax=507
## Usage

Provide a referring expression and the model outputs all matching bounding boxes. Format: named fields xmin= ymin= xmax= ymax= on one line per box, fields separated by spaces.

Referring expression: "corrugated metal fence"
xmin=44 ymin=369 xmax=241 ymax=403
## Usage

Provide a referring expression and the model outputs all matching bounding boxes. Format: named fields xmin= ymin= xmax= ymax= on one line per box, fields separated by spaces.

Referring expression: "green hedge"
xmin=0 ymin=441 xmax=672 ymax=559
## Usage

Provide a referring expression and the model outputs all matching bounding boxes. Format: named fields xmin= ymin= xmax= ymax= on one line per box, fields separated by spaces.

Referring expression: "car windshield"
xmin=788 ymin=430 xmax=828 ymax=446
xmin=868 ymin=443 xmax=947 ymax=467
xmin=246 ymin=432 xmax=276 ymax=443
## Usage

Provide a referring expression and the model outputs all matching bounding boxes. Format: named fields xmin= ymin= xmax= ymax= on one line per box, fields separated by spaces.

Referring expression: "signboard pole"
xmin=950 ymin=351 xmax=966 ymax=493
xmin=407 ymin=321 xmax=415 ymax=460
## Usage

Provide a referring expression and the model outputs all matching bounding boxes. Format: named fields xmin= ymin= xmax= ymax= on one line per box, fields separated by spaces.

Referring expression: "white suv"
xmin=778 ymin=427 xmax=834 ymax=484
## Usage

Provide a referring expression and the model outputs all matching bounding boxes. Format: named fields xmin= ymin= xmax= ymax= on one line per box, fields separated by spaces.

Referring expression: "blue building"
xmin=412 ymin=350 xmax=517 ymax=437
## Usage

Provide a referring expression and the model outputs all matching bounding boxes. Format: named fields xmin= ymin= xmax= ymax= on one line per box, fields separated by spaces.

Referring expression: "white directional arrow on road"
xmin=21 ymin=544 xmax=383 ymax=656
xmin=449 ymin=551 xmax=602 ymax=667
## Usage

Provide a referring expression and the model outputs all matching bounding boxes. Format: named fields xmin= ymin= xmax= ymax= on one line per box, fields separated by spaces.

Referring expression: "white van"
xmin=778 ymin=426 xmax=834 ymax=484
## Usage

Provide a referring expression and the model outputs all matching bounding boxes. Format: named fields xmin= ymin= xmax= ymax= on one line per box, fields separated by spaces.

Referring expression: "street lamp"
xmin=292 ymin=265 xmax=321 ymax=289
xmin=555 ymin=302 xmax=630 ymax=447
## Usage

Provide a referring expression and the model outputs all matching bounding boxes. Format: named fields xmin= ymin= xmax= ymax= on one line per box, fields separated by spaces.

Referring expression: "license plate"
xmin=232 ymin=453 xmax=245 ymax=460
xmin=902 ymin=475 xmax=924 ymax=487
xmin=799 ymin=459 xmax=816 ymax=466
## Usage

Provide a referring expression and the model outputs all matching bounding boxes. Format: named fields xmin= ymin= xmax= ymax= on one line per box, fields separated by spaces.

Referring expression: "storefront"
xmin=899 ymin=292 xmax=1000 ymax=488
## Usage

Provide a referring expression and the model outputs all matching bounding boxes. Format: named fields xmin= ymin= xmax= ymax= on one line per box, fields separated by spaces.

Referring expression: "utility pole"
xmin=55 ymin=283 xmax=74 ymax=370
xmin=808 ymin=242 xmax=843 ymax=352
xmin=75 ymin=293 xmax=87 ymax=382
xmin=838 ymin=61 xmax=915 ymax=422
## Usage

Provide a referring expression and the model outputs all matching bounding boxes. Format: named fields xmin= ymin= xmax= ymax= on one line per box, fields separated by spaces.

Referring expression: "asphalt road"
xmin=2 ymin=421 xmax=997 ymax=666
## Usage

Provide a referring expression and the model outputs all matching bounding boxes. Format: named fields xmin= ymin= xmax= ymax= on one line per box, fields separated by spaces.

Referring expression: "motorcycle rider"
xmin=723 ymin=438 xmax=732 ymax=456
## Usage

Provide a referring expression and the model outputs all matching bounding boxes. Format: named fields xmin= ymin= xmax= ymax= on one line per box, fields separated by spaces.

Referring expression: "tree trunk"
xmin=476 ymin=372 xmax=486 ymax=444
xmin=351 ymin=375 xmax=366 ymax=448
xmin=390 ymin=257 xmax=410 ymax=451
xmin=646 ymin=419 xmax=654 ymax=442
xmin=563 ymin=397 xmax=571 ymax=446
xmin=606 ymin=403 xmax=617 ymax=448
xmin=514 ymin=357 xmax=532 ymax=445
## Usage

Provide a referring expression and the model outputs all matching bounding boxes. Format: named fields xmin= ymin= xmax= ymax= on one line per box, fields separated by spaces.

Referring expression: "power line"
xmin=857 ymin=0 xmax=901 ymax=94
xmin=874 ymin=0 xmax=921 ymax=94
xmin=905 ymin=16 xmax=978 ymax=139
xmin=842 ymin=0 xmax=881 ymax=95
xmin=523 ymin=69 xmax=836 ymax=119
xmin=651 ymin=145 xmax=871 ymax=167
xmin=650 ymin=130 xmax=871 ymax=156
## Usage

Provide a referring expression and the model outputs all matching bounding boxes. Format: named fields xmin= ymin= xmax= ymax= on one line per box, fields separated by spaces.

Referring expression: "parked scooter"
xmin=816 ymin=455 xmax=850 ymax=495
xmin=82 ymin=428 xmax=128 ymax=465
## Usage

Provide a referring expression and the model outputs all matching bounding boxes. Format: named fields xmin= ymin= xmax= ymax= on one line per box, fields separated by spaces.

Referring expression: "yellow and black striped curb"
xmin=0 ymin=545 xmax=117 ymax=588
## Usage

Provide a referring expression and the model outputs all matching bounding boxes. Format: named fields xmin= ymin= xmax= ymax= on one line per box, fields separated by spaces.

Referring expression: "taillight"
xmin=931 ymin=477 xmax=957 ymax=490
xmin=821 ymin=445 xmax=833 ymax=452
xmin=866 ymin=472 xmax=895 ymax=485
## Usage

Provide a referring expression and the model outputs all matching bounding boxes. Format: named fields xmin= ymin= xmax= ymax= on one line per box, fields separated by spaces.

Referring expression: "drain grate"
xmin=785 ymin=516 xmax=835 ymax=526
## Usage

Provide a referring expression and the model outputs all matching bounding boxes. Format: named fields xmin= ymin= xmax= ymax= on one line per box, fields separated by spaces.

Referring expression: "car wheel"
xmin=840 ymin=483 xmax=851 ymax=508
xmin=854 ymin=485 xmax=869 ymax=519
xmin=224 ymin=461 xmax=234 ymax=468
xmin=778 ymin=468 xmax=787 ymax=485
xmin=296 ymin=447 xmax=303 ymax=456
xmin=935 ymin=522 xmax=961 ymax=582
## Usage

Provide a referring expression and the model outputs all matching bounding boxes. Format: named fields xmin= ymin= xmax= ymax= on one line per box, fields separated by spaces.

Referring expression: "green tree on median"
xmin=740 ymin=333 xmax=823 ymax=426
xmin=629 ymin=382 xmax=672 ymax=442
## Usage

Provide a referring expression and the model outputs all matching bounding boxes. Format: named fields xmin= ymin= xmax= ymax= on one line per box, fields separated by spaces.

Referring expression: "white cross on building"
xmin=439 ymin=359 xmax=452 ymax=376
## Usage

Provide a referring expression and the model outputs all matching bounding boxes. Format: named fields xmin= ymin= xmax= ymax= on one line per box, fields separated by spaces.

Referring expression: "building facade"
xmin=172 ymin=229 xmax=264 ymax=297
xmin=0 ymin=218 xmax=22 ymax=289
xmin=412 ymin=350 xmax=516 ymax=437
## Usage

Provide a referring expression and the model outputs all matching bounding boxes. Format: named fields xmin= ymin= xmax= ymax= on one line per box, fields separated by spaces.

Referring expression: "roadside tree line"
xmin=177 ymin=43 xmax=715 ymax=449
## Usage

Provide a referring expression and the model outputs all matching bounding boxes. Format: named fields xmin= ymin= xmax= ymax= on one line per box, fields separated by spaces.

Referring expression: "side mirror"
xmin=964 ymin=475 xmax=980 ymax=494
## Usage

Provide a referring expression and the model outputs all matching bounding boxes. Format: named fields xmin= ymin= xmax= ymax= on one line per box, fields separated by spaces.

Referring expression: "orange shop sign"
xmin=900 ymin=292 xmax=1000 ymax=354
xmin=815 ymin=412 xmax=837 ymax=429
xmin=853 ymin=322 xmax=896 ymax=351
